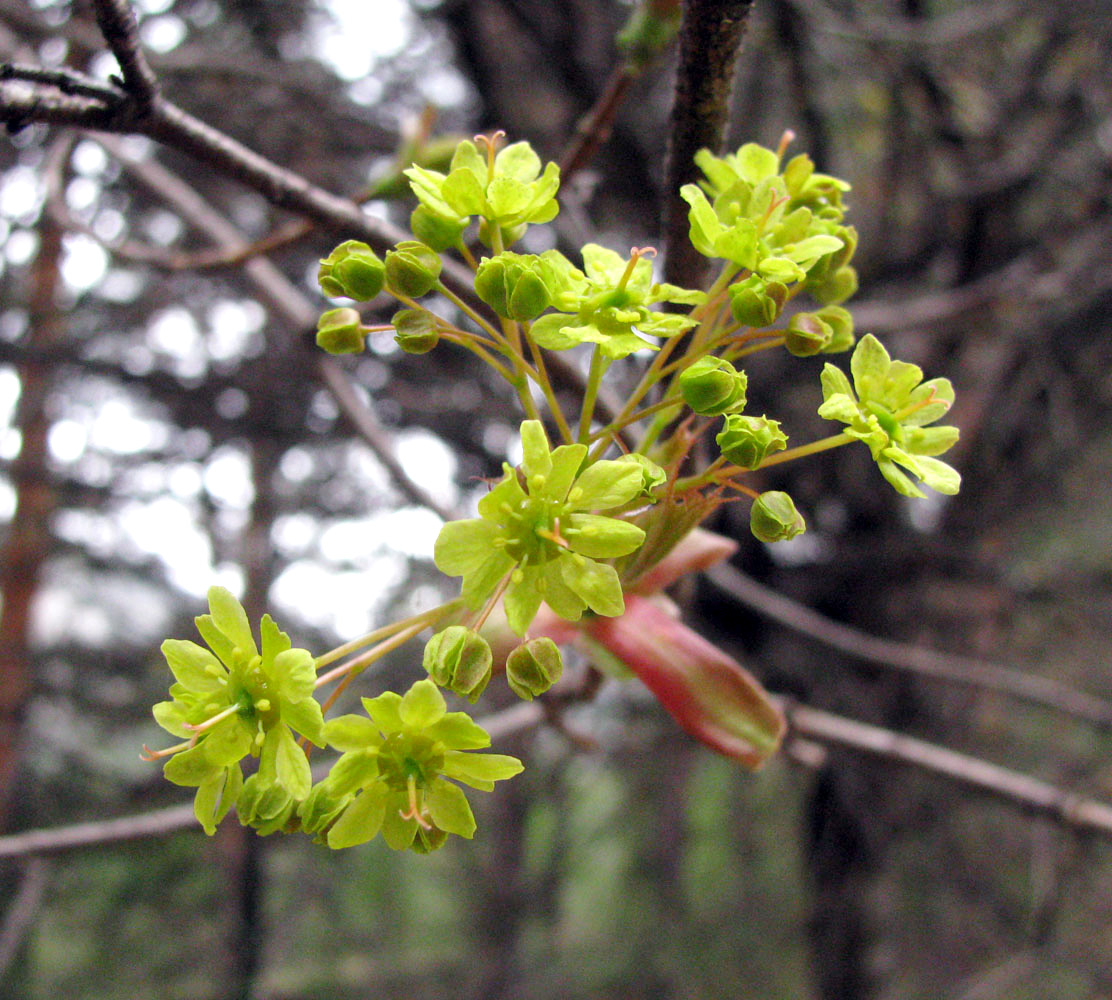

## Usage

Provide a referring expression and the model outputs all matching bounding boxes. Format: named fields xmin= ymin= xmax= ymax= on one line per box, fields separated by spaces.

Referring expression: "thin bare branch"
xmin=0 ymin=702 xmax=546 ymax=859
xmin=6 ymin=684 xmax=1112 ymax=859
xmin=708 ymin=563 xmax=1112 ymax=728
xmin=93 ymin=136 xmax=455 ymax=523
xmin=661 ymin=0 xmax=755 ymax=287
xmin=90 ymin=0 xmax=159 ymax=108
xmin=0 ymin=858 xmax=49 ymax=974
xmin=780 ymin=698 xmax=1112 ymax=837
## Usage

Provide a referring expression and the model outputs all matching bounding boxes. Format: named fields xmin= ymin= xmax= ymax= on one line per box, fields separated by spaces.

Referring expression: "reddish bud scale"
xmin=585 ymin=595 xmax=785 ymax=768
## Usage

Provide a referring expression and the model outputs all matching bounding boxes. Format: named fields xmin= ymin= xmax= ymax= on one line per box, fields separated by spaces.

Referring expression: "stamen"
xmin=398 ymin=774 xmax=433 ymax=830
xmin=140 ymin=738 xmax=194 ymax=761
xmin=616 ymin=246 xmax=657 ymax=292
xmin=183 ymin=702 xmax=240 ymax=735
xmin=777 ymin=129 xmax=796 ymax=161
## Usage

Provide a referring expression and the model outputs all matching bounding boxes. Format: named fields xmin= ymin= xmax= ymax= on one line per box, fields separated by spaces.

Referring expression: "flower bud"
xmin=750 ymin=490 xmax=806 ymax=543
xmin=505 ymin=637 xmax=563 ymax=701
xmin=679 ymin=356 xmax=748 ymax=415
xmin=318 ymin=241 xmax=386 ymax=301
xmin=474 ymin=254 xmax=552 ymax=321
xmin=392 ymin=308 xmax=440 ymax=354
xmin=422 ymin=626 xmax=492 ymax=703
xmin=385 ymin=241 xmax=442 ymax=298
xmin=785 ymin=311 xmax=833 ymax=357
xmin=729 ymin=275 xmax=788 ymax=327
xmin=716 ymin=414 xmax=787 ymax=469
xmin=410 ymin=205 xmax=468 ymax=252
xmin=316 ymin=307 xmax=368 ymax=355
xmin=808 ymin=264 xmax=858 ymax=306
xmin=817 ymin=306 xmax=855 ymax=353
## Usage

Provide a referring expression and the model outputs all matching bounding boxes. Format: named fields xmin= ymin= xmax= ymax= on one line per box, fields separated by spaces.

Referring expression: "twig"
xmin=92 ymin=135 xmax=455 ymax=523
xmin=0 ymin=703 xmax=546 ymax=859
xmin=0 ymin=857 xmax=49 ymax=974
xmin=6 ymin=683 xmax=1112 ymax=858
xmin=707 ymin=563 xmax=1112 ymax=728
xmin=660 ymin=0 xmax=755 ymax=288
xmin=90 ymin=0 xmax=159 ymax=109
xmin=779 ymin=698 xmax=1112 ymax=837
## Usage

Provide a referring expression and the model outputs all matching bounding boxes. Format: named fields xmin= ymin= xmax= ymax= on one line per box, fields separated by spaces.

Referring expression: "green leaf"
xmin=425 ymin=778 xmax=477 ymax=838
xmin=327 ymin=784 xmax=388 ymax=848
xmin=206 ymin=586 xmax=257 ymax=658
xmin=399 ymin=679 xmax=447 ymax=730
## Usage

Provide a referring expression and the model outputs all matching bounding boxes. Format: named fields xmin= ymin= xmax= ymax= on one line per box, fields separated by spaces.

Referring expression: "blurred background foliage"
xmin=1 ymin=0 xmax=1111 ymax=997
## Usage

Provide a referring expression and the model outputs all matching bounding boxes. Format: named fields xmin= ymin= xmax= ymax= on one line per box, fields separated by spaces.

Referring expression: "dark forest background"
xmin=1 ymin=0 xmax=1111 ymax=997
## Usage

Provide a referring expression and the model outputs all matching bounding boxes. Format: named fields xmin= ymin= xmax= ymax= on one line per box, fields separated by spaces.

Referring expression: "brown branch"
xmin=0 ymin=701 xmax=546 ymax=859
xmin=707 ymin=563 xmax=1112 ymax=728
xmin=6 ymin=683 xmax=1112 ymax=859
xmin=90 ymin=0 xmax=159 ymax=109
xmin=661 ymin=0 xmax=755 ymax=288
xmin=0 ymin=858 xmax=49 ymax=974
xmin=93 ymin=135 xmax=455 ymax=523
xmin=780 ymin=698 xmax=1112 ymax=837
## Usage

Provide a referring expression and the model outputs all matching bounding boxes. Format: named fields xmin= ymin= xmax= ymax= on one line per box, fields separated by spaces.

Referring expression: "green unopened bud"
xmin=750 ymin=491 xmax=806 ymax=543
xmin=785 ymin=311 xmax=833 ymax=357
xmin=474 ymin=254 xmax=552 ymax=321
xmin=385 ymin=241 xmax=442 ymax=298
xmin=505 ymin=637 xmax=563 ymax=701
xmin=716 ymin=414 xmax=788 ymax=469
xmin=422 ymin=626 xmax=492 ymax=703
xmin=411 ymin=205 xmax=468 ymax=253
xmin=679 ymin=356 xmax=748 ymax=415
xmin=729 ymin=275 xmax=788 ymax=328
xmin=392 ymin=308 xmax=439 ymax=354
xmin=816 ymin=306 xmax=855 ymax=353
xmin=316 ymin=307 xmax=368 ymax=355
xmin=808 ymin=264 xmax=858 ymax=306
xmin=318 ymin=241 xmax=386 ymax=301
